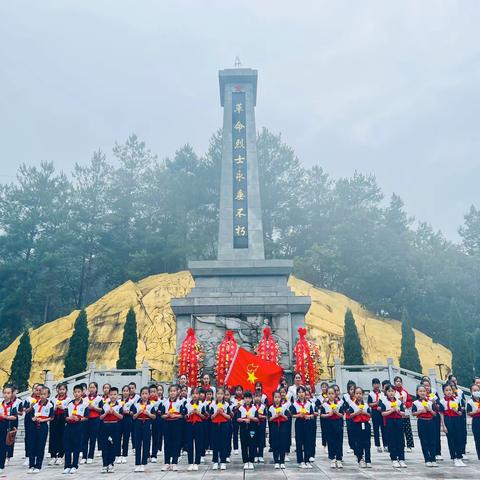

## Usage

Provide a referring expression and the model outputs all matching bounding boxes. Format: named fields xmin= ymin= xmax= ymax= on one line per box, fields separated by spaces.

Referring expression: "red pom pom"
xmin=187 ymin=327 xmax=195 ymax=337
xmin=263 ymin=327 xmax=271 ymax=337
xmin=298 ymin=327 xmax=307 ymax=337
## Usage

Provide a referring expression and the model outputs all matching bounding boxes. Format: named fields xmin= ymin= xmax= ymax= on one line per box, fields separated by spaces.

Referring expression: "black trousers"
xmin=294 ymin=419 xmax=312 ymax=463
xmin=320 ymin=417 xmax=327 ymax=447
xmin=0 ymin=422 xmax=9 ymax=469
xmin=346 ymin=418 xmax=354 ymax=450
xmin=163 ymin=420 xmax=181 ymax=464
xmin=6 ymin=417 xmax=18 ymax=459
xmin=305 ymin=418 xmax=316 ymax=460
xmin=29 ymin=422 xmax=49 ymax=469
xmin=286 ymin=416 xmax=292 ymax=453
xmin=417 ymin=419 xmax=436 ymax=463
xmin=386 ymin=418 xmax=405 ymax=461
xmin=101 ymin=422 xmax=119 ymax=467
xmin=403 ymin=416 xmax=414 ymax=448
xmin=269 ymin=421 xmax=289 ymax=464
xmin=232 ymin=418 xmax=240 ymax=450
xmin=82 ymin=417 xmax=100 ymax=459
xmin=117 ymin=415 xmax=132 ymax=457
xmin=239 ymin=423 xmax=257 ymax=463
xmin=186 ymin=421 xmax=203 ymax=465
xmin=151 ymin=415 xmax=163 ymax=458
xmin=325 ymin=419 xmax=343 ymax=460
xmin=444 ymin=415 xmax=464 ymax=460
xmin=24 ymin=414 xmax=34 ymax=458
xmin=64 ymin=422 xmax=83 ymax=469
xmin=472 ymin=416 xmax=480 ymax=460
xmin=351 ymin=421 xmax=371 ymax=463
xmin=433 ymin=412 xmax=441 ymax=455
xmin=254 ymin=421 xmax=266 ymax=458
xmin=211 ymin=422 xmax=229 ymax=464
xmin=49 ymin=414 xmax=66 ymax=458
xmin=134 ymin=420 xmax=151 ymax=466
xmin=371 ymin=409 xmax=385 ymax=447
xmin=226 ymin=420 xmax=233 ymax=457
xmin=461 ymin=410 xmax=467 ymax=455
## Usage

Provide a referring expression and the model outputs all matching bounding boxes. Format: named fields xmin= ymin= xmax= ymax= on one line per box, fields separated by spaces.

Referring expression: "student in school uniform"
xmin=317 ymin=382 xmax=329 ymax=453
xmin=81 ymin=381 xmax=102 ymax=464
xmin=467 ymin=383 xmax=480 ymax=460
xmin=231 ymin=385 xmax=244 ymax=455
xmin=290 ymin=385 xmax=315 ymax=469
xmin=48 ymin=383 xmax=70 ymax=465
xmin=380 ymin=383 xmax=407 ymax=468
xmin=223 ymin=388 xmax=233 ymax=463
xmin=342 ymin=381 xmax=356 ymax=453
xmin=178 ymin=385 xmax=190 ymax=457
xmin=320 ymin=386 xmax=344 ymax=469
xmin=23 ymin=383 xmax=42 ymax=467
xmin=6 ymin=385 xmax=23 ymax=465
xmin=202 ymin=388 xmax=214 ymax=457
xmin=115 ymin=385 xmax=133 ymax=464
xmin=393 ymin=376 xmax=414 ymax=450
xmin=421 ymin=378 xmax=442 ymax=461
xmin=99 ymin=386 xmax=123 ymax=473
xmin=253 ymin=391 xmax=267 ymax=463
xmin=448 ymin=375 xmax=468 ymax=458
xmin=64 ymin=384 xmax=89 ymax=474
xmin=0 ymin=385 xmax=19 ymax=475
xmin=439 ymin=383 xmax=466 ymax=467
xmin=368 ymin=378 xmax=385 ymax=453
xmin=279 ymin=387 xmax=292 ymax=462
xmin=184 ymin=387 xmax=206 ymax=471
xmin=236 ymin=390 xmax=258 ymax=470
xmin=209 ymin=387 xmax=232 ymax=471
xmin=268 ymin=390 xmax=290 ymax=469
xmin=412 ymin=384 xmax=438 ymax=467
xmin=28 ymin=385 xmax=54 ymax=473
xmin=147 ymin=384 xmax=162 ymax=463
xmin=160 ymin=384 xmax=184 ymax=471
xmin=304 ymin=388 xmax=317 ymax=462
xmin=130 ymin=386 xmax=156 ymax=472
xmin=348 ymin=386 xmax=372 ymax=468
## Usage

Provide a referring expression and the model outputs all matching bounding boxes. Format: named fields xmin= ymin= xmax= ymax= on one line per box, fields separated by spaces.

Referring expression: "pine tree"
xmin=474 ymin=329 xmax=480 ymax=377
xmin=448 ymin=299 xmax=471 ymax=385
xmin=8 ymin=329 xmax=32 ymax=391
xmin=63 ymin=309 xmax=89 ymax=378
xmin=116 ymin=307 xmax=137 ymax=369
xmin=343 ymin=309 xmax=364 ymax=365
xmin=399 ymin=307 xmax=422 ymax=373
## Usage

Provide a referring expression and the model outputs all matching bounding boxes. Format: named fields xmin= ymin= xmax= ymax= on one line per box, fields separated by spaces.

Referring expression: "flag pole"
xmin=224 ymin=346 xmax=241 ymax=385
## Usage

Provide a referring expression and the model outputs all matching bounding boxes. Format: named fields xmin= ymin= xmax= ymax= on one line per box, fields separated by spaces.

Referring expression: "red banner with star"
xmin=225 ymin=347 xmax=283 ymax=401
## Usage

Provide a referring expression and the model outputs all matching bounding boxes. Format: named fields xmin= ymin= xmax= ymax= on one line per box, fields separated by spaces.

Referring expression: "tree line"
xmin=1 ymin=129 xmax=480 ymax=384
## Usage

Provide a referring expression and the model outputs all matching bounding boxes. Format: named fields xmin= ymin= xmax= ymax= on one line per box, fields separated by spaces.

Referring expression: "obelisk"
xmin=171 ymin=66 xmax=311 ymax=377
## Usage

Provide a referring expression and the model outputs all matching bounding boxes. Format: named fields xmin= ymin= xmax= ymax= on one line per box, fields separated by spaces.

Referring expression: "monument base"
xmin=171 ymin=259 xmax=311 ymax=377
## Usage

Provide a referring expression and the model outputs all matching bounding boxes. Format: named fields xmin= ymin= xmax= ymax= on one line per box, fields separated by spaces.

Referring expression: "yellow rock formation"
xmin=0 ymin=272 xmax=451 ymax=387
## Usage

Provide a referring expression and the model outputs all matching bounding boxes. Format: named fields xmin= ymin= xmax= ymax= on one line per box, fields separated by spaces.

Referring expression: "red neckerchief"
xmin=2 ymin=401 xmax=12 ymax=416
xmin=149 ymin=395 xmax=158 ymax=401
xmin=88 ymin=394 xmax=97 ymax=401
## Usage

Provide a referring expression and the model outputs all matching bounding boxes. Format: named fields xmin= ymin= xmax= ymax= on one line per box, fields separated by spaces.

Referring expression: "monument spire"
xmin=217 ymin=67 xmax=264 ymax=260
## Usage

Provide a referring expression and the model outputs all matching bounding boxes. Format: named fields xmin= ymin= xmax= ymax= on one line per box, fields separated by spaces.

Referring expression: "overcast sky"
xmin=1 ymin=1 xmax=479 ymax=240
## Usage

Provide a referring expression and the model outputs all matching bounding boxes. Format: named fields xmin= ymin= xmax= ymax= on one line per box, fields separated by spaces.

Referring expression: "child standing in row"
xmin=161 ymin=384 xmax=184 ymax=471
xmin=348 ymin=386 xmax=372 ymax=468
xmin=209 ymin=387 xmax=231 ymax=470
xmin=467 ymin=383 xmax=480 ymax=460
xmin=236 ymin=391 xmax=258 ymax=470
xmin=0 ymin=386 xmax=19 ymax=475
xmin=99 ymin=386 xmax=123 ymax=473
xmin=368 ymin=378 xmax=385 ymax=453
xmin=320 ymin=386 xmax=344 ymax=469
xmin=412 ymin=384 xmax=437 ymax=467
xmin=290 ymin=385 xmax=315 ymax=469
xmin=185 ymin=387 xmax=205 ymax=471
xmin=268 ymin=391 xmax=290 ymax=469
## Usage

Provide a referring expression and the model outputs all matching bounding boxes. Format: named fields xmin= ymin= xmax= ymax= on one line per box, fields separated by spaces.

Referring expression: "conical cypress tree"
xmin=448 ymin=299 xmax=471 ymax=385
xmin=343 ymin=309 xmax=364 ymax=365
xmin=63 ymin=309 xmax=89 ymax=378
xmin=117 ymin=307 xmax=137 ymax=369
xmin=8 ymin=329 xmax=32 ymax=391
xmin=399 ymin=307 xmax=422 ymax=373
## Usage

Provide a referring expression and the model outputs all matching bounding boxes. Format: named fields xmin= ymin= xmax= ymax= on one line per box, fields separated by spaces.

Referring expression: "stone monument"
xmin=171 ymin=66 xmax=311 ymax=378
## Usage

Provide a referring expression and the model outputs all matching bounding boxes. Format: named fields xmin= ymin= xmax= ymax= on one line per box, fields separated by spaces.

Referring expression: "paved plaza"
xmin=2 ymin=436 xmax=479 ymax=480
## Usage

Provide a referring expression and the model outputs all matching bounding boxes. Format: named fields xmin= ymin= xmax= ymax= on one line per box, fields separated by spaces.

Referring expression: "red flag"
xmin=225 ymin=347 xmax=283 ymax=401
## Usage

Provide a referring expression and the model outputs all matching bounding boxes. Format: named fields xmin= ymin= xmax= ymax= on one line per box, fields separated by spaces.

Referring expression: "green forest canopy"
xmin=0 ymin=129 xmax=479 ymax=369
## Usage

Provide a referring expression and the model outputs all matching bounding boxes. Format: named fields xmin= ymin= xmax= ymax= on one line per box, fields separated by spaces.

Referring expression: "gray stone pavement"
xmin=2 ymin=437 xmax=479 ymax=479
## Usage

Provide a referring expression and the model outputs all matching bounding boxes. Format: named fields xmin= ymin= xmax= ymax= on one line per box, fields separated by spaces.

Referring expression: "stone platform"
xmin=3 ymin=436 xmax=479 ymax=479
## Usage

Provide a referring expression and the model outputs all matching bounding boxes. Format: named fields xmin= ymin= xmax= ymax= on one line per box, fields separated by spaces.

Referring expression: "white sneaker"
xmin=55 ymin=458 xmax=62 ymax=465
xmin=285 ymin=455 xmax=290 ymax=462
xmin=193 ymin=464 xmax=199 ymax=471
xmin=366 ymin=463 xmax=372 ymax=468
xmin=299 ymin=462 xmax=307 ymax=469
xmin=139 ymin=465 xmax=145 ymax=472
xmin=80 ymin=459 xmax=87 ymax=465
xmin=32 ymin=469 xmax=40 ymax=474
xmin=63 ymin=468 xmax=71 ymax=474
xmin=454 ymin=459 xmax=466 ymax=467
xmin=243 ymin=463 xmax=249 ymax=470
xmin=200 ymin=457 xmax=205 ymax=464
xmin=49 ymin=458 xmax=56 ymax=466
xmin=359 ymin=459 xmax=366 ymax=468
xmin=399 ymin=460 xmax=407 ymax=468
xmin=426 ymin=462 xmax=432 ymax=467
xmin=234 ymin=450 xmax=239 ymax=455
xmin=212 ymin=462 xmax=219 ymax=470
xmin=161 ymin=464 xmax=170 ymax=471
xmin=226 ymin=457 xmax=231 ymax=463
xmin=134 ymin=466 xmax=140 ymax=473
xmin=336 ymin=461 xmax=343 ymax=469
xmin=171 ymin=465 xmax=178 ymax=471
xmin=249 ymin=463 xmax=254 ymax=470
xmin=108 ymin=465 xmax=115 ymax=473
xmin=431 ymin=461 xmax=439 ymax=467
xmin=86 ymin=458 xmax=93 ymax=464
xmin=150 ymin=457 xmax=157 ymax=463
xmin=122 ymin=457 xmax=127 ymax=464
xmin=101 ymin=466 xmax=108 ymax=474
xmin=377 ymin=447 xmax=383 ymax=453
xmin=70 ymin=467 xmax=77 ymax=474
xmin=406 ymin=448 xmax=412 ymax=453
xmin=280 ymin=464 xmax=286 ymax=469
xmin=462 ymin=454 xmax=468 ymax=461
xmin=96 ymin=451 xmax=102 ymax=458
xmin=308 ymin=457 xmax=315 ymax=462
xmin=274 ymin=463 xmax=280 ymax=469
xmin=116 ymin=457 xmax=123 ymax=464
xmin=258 ymin=457 xmax=264 ymax=463
xmin=392 ymin=460 xmax=400 ymax=468
xmin=27 ymin=468 xmax=34 ymax=474
xmin=347 ymin=448 xmax=354 ymax=454
xmin=24 ymin=460 xmax=30 ymax=467
xmin=435 ymin=455 xmax=443 ymax=461
xmin=305 ymin=462 xmax=313 ymax=469
xmin=330 ymin=460 xmax=336 ymax=469
xmin=220 ymin=463 xmax=226 ymax=470
xmin=187 ymin=464 xmax=194 ymax=471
